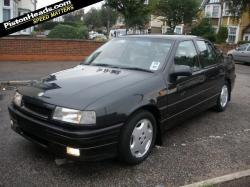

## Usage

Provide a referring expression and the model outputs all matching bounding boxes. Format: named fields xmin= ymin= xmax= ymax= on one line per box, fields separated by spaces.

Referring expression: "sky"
xmin=37 ymin=0 xmax=104 ymax=12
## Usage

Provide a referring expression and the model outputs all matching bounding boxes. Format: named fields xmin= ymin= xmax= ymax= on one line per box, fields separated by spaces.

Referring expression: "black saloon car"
xmin=9 ymin=35 xmax=236 ymax=164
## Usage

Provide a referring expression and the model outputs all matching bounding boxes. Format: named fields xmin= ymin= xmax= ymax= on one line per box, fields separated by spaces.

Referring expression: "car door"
xmin=165 ymin=40 xmax=207 ymax=128
xmin=233 ymin=44 xmax=248 ymax=62
xmin=242 ymin=44 xmax=250 ymax=63
xmin=196 ymin=40 xmax=225 ymax=101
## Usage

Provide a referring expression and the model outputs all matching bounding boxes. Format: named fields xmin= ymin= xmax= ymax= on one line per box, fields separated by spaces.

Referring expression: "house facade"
xmin=0 ymin=0 xmax=36 ymax=35
xmin=202 ymin=0 xmax=250 ymax=43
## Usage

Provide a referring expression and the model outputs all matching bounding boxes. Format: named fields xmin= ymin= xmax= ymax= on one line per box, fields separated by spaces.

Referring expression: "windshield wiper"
xmin=93 ymin=63 xmax=122 ymax=69
xmin=92 ymin=64 xmax=153 ymax=73
xmin=119 ymin=67 xmax=154 ymax=73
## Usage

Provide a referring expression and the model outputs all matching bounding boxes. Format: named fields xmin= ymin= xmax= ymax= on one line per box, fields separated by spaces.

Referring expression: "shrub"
xmin=238 ymin=40 xmax=250 ymax=45
xmin=48 ymin=23 xmax=89 ymax=40
xmin=216 ymin=27 xmax=228 ymax=43
xmin=191 ymin=18 xmax=216 ymax=42
xmin=203 ymin=33 xmax=216 ymax=42
xmin=48 ymin=25 xmax=80 ymax=39
xmin=77 ymin=25 xmax=89 ymax=39
xmin=39 ymin=21 xmax=60 ymax=30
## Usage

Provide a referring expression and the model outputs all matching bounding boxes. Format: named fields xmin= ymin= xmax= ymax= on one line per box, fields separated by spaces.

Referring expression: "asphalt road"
xmin=0 ymin=62 xmax=250 ymax=187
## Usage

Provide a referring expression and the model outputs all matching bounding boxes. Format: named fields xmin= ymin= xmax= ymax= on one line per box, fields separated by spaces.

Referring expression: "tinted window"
xmin=174 ymin=41 xmax=199 ymax=71
xmin=197 ymin=41 xmax=217 ymax=67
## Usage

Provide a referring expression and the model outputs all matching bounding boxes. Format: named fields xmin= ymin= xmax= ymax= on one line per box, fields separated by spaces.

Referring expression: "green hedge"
xmin=48 ymin=24 xmax=88 ymax=39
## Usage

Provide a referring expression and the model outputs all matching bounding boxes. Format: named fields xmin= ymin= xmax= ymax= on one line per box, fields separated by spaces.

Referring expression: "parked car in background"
xmin=89 ymin=31 xmax=107 ymax=40
xmin=109 ymin=29 xmax=127 ymax=39
xmin=9 ymin=35 xmax=236 ymax=165
xmin=227 ymin=43 xmax=250 ymax=63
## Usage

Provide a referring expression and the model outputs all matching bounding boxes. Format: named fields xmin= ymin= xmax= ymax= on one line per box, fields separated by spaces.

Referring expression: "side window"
xmin=197 ymin=40 xmax=217 ymax=67
xmin=247 ymin=46 xmax=250 ymax=51
xmin=174 ymin=41 xmax=200 ymax=71
xmin=238 ymin=44 xmax=248 ymax=51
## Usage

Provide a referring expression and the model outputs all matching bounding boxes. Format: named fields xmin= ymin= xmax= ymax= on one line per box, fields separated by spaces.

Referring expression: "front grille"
xmin=22 ymin=99 xmax=53 ymax=119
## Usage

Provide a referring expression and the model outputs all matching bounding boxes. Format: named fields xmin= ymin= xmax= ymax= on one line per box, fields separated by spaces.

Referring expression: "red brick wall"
xmin=0 ymin=37 xmax=104 ymax=61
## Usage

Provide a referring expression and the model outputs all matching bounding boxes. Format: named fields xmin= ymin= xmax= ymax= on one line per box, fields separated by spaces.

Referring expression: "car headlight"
xmin=53 ymin=107 xmax=96 ymax=125
xmin=13 ymin=92 xmax=22 ymax=107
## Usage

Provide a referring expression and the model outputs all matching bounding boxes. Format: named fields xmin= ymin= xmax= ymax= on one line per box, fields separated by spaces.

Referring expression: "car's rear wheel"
xmin=118 ymin=111 xmax=157 ymax=165
xmin=215 ymin=83 xmax=230 ymax=112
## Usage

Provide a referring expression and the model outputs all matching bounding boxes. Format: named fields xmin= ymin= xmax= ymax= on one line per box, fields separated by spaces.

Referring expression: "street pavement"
xmin=0 ymin=61 xmax=249 ymax=187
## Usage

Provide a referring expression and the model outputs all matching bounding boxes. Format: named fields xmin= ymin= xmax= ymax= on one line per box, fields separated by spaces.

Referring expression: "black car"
xmin=9 ymin=35 xmax=236 ymax=164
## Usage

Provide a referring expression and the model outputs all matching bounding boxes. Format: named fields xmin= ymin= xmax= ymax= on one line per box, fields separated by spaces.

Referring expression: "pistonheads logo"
xmin=38 ymin=92 xmax=44 ymax=97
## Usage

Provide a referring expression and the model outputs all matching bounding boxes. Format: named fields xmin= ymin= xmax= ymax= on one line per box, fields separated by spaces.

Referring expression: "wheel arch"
xmin=127 ymin=105 xmax=163 ymax=146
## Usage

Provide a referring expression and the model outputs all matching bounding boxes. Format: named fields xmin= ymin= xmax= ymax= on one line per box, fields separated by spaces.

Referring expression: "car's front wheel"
xmin=118 ymin=111 xmax=157 ymax=165
xmin=215 ymin=83 xmax=230 ymax=112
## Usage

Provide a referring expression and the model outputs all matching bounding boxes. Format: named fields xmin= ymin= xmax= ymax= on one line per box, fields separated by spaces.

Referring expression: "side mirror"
xmin=170 ymin=65 xmax=192 ymax=82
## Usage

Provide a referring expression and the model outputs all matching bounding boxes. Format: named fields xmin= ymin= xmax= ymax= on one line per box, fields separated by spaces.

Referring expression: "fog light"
xmin=66 ymin=147 xmax=80 ymax=157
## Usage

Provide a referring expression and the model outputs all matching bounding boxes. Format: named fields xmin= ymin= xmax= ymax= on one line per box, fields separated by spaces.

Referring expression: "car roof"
xmin=120 ymin=34 xmax=204 ymax=41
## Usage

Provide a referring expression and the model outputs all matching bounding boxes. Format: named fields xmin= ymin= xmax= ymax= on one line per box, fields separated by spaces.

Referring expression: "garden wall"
xmin=0 ymin=37 xmax=104 ymax=61
xmin=0 ymin=37 xmax=237 ymax=62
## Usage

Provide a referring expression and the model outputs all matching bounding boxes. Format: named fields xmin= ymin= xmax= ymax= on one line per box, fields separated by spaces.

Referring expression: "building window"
xmin=227 ymin=27 xmax=237 ymax=43
xmin=175 ymin=26 xmax=182 ymax=35
xmin=212 ymin=5 xmax=220 ymax=17
xmin=205 ymin=5 xmax=211 ymax=17
xmin=205 ymin=5 xmax=220 ymax=18
xmin=4 ymin=0 xmax=10 ymax=6
xmin=245 ymin=36 xmax=249 ymax=41
xmin=209 ymin=0 xmax=220 ymax=3
xmin=3 ymin=9 xmax=11 ymax=21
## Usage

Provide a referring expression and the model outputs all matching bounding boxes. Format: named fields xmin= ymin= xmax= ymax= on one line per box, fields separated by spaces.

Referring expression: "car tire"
xmin=215 ymin=82 xmax=230 ymax=112
xmin=118 ymin=110 xmax=157 ymax=165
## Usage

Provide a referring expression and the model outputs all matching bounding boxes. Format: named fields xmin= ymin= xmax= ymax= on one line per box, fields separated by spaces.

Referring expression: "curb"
xmin=181 ymin=169 xmax=250 ymax=187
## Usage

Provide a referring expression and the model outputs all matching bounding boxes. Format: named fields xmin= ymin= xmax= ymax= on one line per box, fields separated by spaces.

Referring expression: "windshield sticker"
xmin=150 ymin=61 xmax=161 ymax=71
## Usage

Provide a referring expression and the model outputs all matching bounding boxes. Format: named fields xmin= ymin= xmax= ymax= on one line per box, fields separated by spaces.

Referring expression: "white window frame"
xmin=227 ymin=26 xmax=238 ymax=44
xmin=174 ymin=26 xmax=183 ymax=35
xmin=4 ymin=0 xmax=11 ymax=6
xmin=212 ymin=5 xmax=220 ymax=18
xmin=223 ymin=2 xmax=232 ymax=16
xmin=205 ymin=4 xmax=221 ymax=18
xmin=19 ymin=10 xmax=32 ymax=35
xmin=3 ymin=0 xmax=12 ymax=21
xmin=243 ymin=34 xmax=250 ymax=41
xmin=209 ymin=0 xmax=220 ymax=3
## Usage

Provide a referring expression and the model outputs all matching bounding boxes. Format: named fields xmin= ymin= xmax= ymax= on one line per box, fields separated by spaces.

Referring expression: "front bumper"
xmin=8 ymin=105 xmax=123 ymax=161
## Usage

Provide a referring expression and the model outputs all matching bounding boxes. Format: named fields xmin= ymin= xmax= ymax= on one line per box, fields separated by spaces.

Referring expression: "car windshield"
xmin=84 ymin=37 xmax=173 ymax=72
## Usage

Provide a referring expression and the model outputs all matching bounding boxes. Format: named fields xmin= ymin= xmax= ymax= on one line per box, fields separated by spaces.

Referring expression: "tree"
xmin=156 ymin=0 xmax=200 ymax=33
xmin=48 ymin=24 xmax=88 ymax=39
xmin=100 ymin=6 xmax=118 ymax=36
xmin=224 ymin=0 xmax=250 ymax=17
xmin=191 ymin=18 xmax=216 ymax=42
xmin=216 ymin=26 xmax=228 ymax=43
xmin=105 ymin=0 xmax=151 ymax=30
xmin=84 ymin=8 xmax=102 ymax=30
